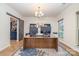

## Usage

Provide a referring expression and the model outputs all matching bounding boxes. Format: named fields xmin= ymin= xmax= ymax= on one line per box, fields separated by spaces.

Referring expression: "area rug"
xmin=14 ymin=47 xmax=71 ymax=56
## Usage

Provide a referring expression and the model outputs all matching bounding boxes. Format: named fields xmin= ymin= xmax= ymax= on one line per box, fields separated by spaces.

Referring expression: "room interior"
xmin=0 ymin=3 xmax=79 ymax=56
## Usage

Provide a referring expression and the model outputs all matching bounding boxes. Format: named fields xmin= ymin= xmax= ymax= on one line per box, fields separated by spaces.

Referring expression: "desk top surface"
xmin=24 ymin=35 xmax=57 ymax=39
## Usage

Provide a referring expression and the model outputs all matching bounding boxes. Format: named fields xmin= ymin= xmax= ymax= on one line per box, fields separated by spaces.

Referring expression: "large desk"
xmin=23 ymin=36 xmax=58 ymax=51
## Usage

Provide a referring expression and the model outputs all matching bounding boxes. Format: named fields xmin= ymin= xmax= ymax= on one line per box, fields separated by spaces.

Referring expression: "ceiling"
xmin=7 ymin=3 xmax=70 ymax=17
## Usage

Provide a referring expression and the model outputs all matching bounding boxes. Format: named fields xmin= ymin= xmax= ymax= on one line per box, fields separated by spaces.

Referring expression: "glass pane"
xmin=58 ymin=19 xmax=64 ymax=38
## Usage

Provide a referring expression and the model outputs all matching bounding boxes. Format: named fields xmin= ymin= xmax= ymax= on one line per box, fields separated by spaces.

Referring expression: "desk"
xmin=23 ymin=36 xmax=58 ymax=51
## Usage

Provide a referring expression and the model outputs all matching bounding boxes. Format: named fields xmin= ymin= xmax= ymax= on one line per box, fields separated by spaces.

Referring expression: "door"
xmin=19 ymin=20 xmax=24 ymax=41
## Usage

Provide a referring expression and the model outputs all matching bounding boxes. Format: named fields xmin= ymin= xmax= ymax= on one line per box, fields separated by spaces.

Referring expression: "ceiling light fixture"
xmin=35 ymin=6 xmax=44 ymax=18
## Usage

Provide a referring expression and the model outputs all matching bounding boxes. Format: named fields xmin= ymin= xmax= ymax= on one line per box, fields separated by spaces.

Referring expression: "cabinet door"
xmin=41 ymin=38 xmax=49 ymax=48
xmin=11 ymin=31 xmax=17 ymax=40
xmin=30 ymin=38 xmax=36 ymax=48
xmin=26 ymin=39 xmax=31 ymax=48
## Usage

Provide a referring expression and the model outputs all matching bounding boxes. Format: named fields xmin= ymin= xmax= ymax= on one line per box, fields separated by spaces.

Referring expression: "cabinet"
xmin=23 ymin=36 xmax=58 ymax=51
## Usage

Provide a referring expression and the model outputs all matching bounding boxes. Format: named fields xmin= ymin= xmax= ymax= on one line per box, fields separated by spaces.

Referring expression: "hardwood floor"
xmin=0 ymin=40 xmax=23 ymax=56
xmin=59 ymin=40 xmax=79 ymax=56
xmin=0 ymin=39 xmax=79 ymax=56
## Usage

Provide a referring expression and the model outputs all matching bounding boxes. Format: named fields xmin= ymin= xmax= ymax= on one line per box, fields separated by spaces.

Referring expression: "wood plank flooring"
xmin=59 ymin=40 xmax=79 ymax=56
xmin=0 ymin=40 xmax=23 ymax=56
xmin=0 ymin=39 xmax=79 ymax=56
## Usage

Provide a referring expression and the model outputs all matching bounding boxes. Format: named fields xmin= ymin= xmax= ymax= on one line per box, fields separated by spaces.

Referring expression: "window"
xmin=58 ymin=19 xmax=64 ymax=38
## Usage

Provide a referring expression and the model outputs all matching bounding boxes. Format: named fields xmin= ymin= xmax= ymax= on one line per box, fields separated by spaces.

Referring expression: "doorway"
xmin=10 ymin=17 xmax=17 ymax=40
xmin=10 ymin=16 xmax=24 ymax=44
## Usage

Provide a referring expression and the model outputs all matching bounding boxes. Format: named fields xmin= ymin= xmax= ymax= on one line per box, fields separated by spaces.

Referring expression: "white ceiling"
xmin=7 ymin=3 xmax=70 ymax=17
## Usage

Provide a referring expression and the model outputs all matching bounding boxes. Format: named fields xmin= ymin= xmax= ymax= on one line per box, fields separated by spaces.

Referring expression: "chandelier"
xmin=35 ymin=6 xmax=44 ymax=18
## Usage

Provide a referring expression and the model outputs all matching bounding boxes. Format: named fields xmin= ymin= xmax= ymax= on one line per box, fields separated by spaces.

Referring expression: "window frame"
xmin=58 ymin=19 xmax=64 ymax=38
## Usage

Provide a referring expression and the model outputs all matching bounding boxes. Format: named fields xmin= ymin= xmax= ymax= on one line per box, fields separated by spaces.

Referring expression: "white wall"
xmin=23 ymin=17 xmax=58 ymax=36
xmin=0 ymin=4 xmax=23 ymax=51
xmin=57 ymin=4 xmax=79 ymax=46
